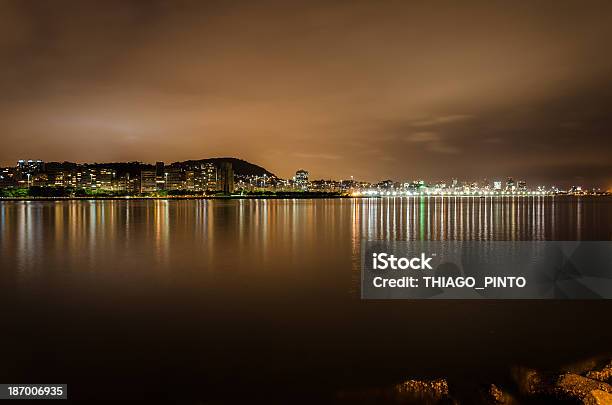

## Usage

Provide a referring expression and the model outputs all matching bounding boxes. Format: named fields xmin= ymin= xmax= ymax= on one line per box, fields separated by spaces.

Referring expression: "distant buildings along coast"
xmin=0 ymin=159 xmax=608 ymax=197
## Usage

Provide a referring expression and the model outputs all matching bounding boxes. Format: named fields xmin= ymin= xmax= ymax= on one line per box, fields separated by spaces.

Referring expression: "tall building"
xmin=76 ymin=169 xmax=91 ymax=188
xmin=506 ymin=177 xmax=515 ymax=191
xmin=76 ymin=168 xmax=100 ymax=189
xmin=203 ymin=163 xmax=217 ymax=191
xmin=295 ymin=169 xmax=309 ymax=191
xmin=127 ymin=173 xmax=141 ymax=193
xmin=218 ymin=162 xmax=234 ymax=194
xmin=185 ymin=170 xmax=197 ymax=191
xmin=165 ymin=168 xmax=185 ymax=191
xmin=155 ymin=161 xmax=166 ymax=190
xmin=140 ymin=170 xmax=157 ymax=193
xmin=95 ymin=169 xmax=115 ymax=190
xmin=180 ymin=163 xmax=217 ymax=192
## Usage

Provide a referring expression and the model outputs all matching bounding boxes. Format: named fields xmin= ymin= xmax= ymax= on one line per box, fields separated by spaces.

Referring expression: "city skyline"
xmin=1 ymin=1 xmax=612 ymax=188
xmin=4 ymin=155 xmax=611 ymax=188
xmin=2 ymin=157 xmax=609 ymax=193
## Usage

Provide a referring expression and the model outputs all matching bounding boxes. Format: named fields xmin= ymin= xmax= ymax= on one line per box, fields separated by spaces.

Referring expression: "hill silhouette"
xmin=170 ymin=157 xmax=276 ymax=177
xmin=43 ymin=158 xmax=276 ymax=178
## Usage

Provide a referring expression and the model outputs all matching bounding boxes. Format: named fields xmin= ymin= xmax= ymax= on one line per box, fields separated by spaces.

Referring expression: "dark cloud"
xmin=0 ymin=0 xmax=611 ymax=187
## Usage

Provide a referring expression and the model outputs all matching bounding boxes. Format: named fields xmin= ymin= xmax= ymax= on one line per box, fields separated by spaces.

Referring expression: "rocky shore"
xmin=336 ymin=357 xmax=612 ymax=404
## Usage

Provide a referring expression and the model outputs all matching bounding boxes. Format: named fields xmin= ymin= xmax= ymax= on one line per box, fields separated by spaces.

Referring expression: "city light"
xmin=0 ymin=159 xmax=608 ymax=198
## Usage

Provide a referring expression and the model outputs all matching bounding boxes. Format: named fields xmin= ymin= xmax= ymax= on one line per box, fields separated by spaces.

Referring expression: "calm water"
xmin=1 ymin=196 xmax=611 ymax=401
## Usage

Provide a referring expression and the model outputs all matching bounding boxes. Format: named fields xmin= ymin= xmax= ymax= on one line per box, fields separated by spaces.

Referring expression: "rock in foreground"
xmin=587 ymin=361 xmax=612 ymax=384
xmin=555 ymin=373 xmax=612 ymax=402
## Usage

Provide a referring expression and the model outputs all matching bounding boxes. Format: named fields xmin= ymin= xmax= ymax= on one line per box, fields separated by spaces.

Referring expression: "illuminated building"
xmin=113 ymin=174 xmax=138 ymax=192
xmin=0 ymin=167 xmax=16 ymax=187
xmin=76 ymin=168 xmax=97 ymax=189
xmin=165 ymin=168 xmax=185 ymax=191
xmin=140 ymin=170 xmax=157 ymax=193
xmin=295 ymin=169 xmax=309 ymax=191
xmin=44 ymin=167 xmax=66 ymax=187
xmin=185 ymin=170 xmax=196 ymax=191
xmin=310 ymin=179 xmax=341 ymax=192
xmin=94 ymin=169 xmax=115 ymax=190
xmin=203 ymin=163 xmax=217 ymax=190
xmin=17 ymin=159 xmax=45 ymax=175
xmin=183 ymin=162 xmax=218 ymax=192
xmin=126 ymin=174 xmax=141 ymax=193
xmin=32 ymin=173 xmax=48 ymax=186
xmin=183 ymin=165 xmax=217 ymax=192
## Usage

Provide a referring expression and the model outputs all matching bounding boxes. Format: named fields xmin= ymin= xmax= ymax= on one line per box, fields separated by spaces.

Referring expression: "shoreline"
xmin=0 ymin=194 xmax=349 ymax=201
xmin=0 ymin=194 xmax=610 ymax=202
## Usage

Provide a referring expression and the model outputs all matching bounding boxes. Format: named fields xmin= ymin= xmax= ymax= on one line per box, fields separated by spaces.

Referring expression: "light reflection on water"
xmin=1 ymin=197 xmax=611 ymax=279
xmin=357 ymin=195 xmax=603 ymax=241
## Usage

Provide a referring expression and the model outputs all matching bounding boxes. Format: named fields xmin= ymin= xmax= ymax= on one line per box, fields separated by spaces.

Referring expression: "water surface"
xmin=1 ymin=197 xmax=611 ymax=400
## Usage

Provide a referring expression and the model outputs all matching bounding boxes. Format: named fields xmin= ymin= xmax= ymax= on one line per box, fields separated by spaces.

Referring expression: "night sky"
xmin=1 ymin=0 xmax=611 ymax=187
